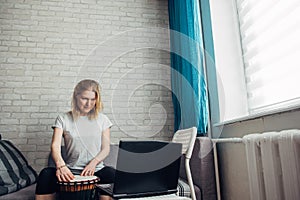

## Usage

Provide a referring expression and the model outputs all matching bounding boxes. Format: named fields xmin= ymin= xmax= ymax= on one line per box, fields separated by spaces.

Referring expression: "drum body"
xmin=58 ymin=175 xmax=100 ymax=200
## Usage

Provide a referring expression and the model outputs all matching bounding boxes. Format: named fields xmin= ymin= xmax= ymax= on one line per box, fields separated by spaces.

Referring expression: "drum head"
xmin=70 ymin=175 xmax=99 ymax=183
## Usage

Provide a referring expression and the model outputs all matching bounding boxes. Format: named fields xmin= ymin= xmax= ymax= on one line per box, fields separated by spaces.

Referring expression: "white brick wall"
xmin=0 ymin=0 xmax=173 ymax=172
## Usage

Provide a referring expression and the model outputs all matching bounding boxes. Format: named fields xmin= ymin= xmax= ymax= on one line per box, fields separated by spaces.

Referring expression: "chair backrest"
xmin=172 ymin=127 xmax=197 ymax=159
xmin=172 ymin=127 xmax=197 ymax=200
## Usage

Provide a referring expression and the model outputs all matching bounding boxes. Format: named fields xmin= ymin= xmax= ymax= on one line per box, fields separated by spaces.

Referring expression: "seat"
xmin=172 ymin=127 xmax=197 ymax=200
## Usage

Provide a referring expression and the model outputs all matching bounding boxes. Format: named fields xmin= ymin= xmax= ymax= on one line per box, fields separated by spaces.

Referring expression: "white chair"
xmin=119 ymin=127 xmax=197 ymax=200
xmin=172 ymin=127 xmax=197 ymax=200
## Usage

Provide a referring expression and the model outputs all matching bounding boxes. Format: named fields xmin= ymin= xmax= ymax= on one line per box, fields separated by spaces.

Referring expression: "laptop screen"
xmin=113 ymin=140 xmax=182 ymax=197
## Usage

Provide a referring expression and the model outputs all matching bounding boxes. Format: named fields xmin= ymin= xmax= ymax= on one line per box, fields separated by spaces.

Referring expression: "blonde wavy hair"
xmin=71 ymin=79 xmax=103 ymax=120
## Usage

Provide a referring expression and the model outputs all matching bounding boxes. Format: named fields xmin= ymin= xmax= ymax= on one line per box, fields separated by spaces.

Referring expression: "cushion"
xmin=0 ymin=139 xmax=37 ymax=196
xmin=103 ymin=144 xmax=118 ymax=168
xmin=179 ymin=138 xmax=216 ymax=200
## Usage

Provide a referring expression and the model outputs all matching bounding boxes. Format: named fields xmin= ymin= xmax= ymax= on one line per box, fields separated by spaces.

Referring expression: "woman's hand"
xmin=56 ymin=165 xmax=75 ymax=182
xmin=81 ymin=158 xmax=98 ymax=176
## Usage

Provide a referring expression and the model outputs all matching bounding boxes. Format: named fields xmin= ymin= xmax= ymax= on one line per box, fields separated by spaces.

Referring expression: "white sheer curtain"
xmin=236 ymin=0 xmax=300 ymax=113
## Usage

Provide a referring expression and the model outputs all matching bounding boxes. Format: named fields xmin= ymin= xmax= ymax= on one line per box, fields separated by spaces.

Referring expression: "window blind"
xmin=236 ymin=0 xmax=300 ymax=113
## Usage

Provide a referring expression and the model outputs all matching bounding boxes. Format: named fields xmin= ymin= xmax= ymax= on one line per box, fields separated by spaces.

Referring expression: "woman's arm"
xmin=51 ymin=128 xmax=64 ymax=168
xmin=51 ymin=127 xmax=74 ymax=181
xmin=81 ymin=128 xmax=111 ymax=176
xmin=95 ymin=127 xmax=111 ymax=161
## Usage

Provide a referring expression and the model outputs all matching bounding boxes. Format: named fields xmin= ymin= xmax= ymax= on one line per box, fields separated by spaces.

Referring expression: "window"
xmin=236 ymin=0 xmax=300 ymax=114
xmin=207 ymin=0 xmax=300 ymax=125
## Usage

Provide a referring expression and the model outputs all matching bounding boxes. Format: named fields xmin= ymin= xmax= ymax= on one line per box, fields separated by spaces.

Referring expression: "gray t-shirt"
xmin=52 ymin=112 xmax=113 ymax=171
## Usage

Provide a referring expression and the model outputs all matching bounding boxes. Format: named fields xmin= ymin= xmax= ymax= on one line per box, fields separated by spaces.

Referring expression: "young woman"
xmin=35 ymin=79 xmax=115 ymax=200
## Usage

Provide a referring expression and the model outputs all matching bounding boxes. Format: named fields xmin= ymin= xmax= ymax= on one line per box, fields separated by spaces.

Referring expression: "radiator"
xmin=243 ymin=129 xmax=300 ymax=200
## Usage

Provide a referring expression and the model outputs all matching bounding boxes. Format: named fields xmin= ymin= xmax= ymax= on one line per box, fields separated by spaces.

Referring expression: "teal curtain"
xmin=168 ymin=0 xmax=209 ymax=135
xmin=199 ymin=0 xmax=218 ymax=129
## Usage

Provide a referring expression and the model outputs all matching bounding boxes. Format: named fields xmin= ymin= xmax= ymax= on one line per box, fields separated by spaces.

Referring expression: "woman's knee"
xmin=36 ymin=167 xmax=57 ymax=195
xmin=95 ymin=166 xmax=115 ymax=183
xmin=38 ymin=167 xmax=56 ymax=178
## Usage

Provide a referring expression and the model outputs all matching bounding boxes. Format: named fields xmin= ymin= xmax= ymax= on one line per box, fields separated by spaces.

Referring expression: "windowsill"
xmin=213 ymin=105 xmax=300 ymax=127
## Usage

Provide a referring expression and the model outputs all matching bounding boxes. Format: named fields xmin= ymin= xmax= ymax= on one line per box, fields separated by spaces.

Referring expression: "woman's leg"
xmin=35 ymin=167 xmax=58 ymax=200
xmin=100 ymin=195 xmax=112 ymax=200
xmin=95 ymin=166 xmax=116 ymax=200
xmin=94 ymin=166 xmax=116 ymax=184
xmin=35 ymin=193 xmax=56 ymax=200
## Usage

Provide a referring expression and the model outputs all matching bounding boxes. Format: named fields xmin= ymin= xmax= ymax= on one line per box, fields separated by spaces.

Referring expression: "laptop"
xmin=97 ymin=140 xmax=182 ymax=199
